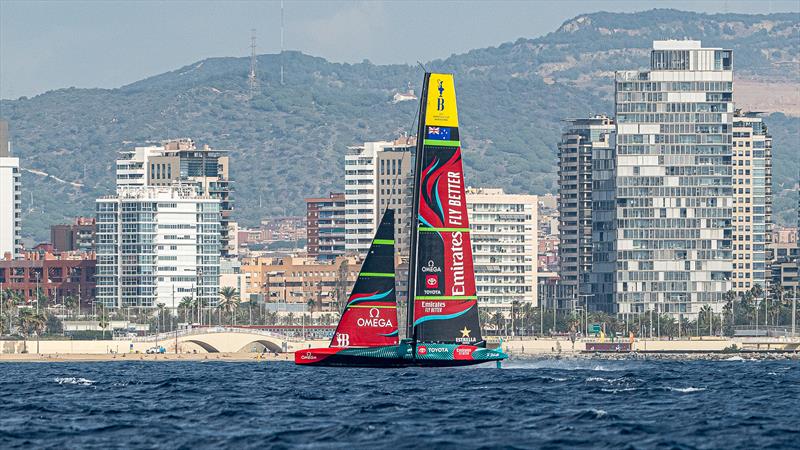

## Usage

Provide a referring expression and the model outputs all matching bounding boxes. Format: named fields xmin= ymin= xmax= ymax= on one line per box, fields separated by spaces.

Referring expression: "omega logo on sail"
xmin=357 ymin=308 xmax=394 ymax=328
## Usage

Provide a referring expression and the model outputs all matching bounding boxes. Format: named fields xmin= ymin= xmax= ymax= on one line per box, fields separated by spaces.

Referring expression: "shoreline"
xmin=0 ymin=352 xmax=293 ymax=363
xmin=1 ymin=350 xmax=797 ymax=363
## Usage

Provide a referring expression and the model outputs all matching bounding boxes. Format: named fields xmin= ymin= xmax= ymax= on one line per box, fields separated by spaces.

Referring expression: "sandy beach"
xmin=0 ymin=352 xmax=294 ymax=363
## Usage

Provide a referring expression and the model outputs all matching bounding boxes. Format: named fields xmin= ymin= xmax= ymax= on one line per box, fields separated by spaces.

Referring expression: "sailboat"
xmin=295 ymin=73 xmax=507 ymax=367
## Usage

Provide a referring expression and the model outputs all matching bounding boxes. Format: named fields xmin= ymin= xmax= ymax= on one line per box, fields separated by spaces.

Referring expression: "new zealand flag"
xmin=426 ymin=126 xmax=451 ymax=140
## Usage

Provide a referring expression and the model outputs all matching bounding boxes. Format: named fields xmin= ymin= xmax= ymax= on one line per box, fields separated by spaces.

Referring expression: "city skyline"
xmin=0 ymin=4 xmax=798 ymax=448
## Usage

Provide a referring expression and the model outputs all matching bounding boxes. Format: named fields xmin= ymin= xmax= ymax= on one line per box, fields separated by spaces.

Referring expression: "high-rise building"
xmin=609 ymin=40 xmax=734 ymax=319
xmin=115 ymin=138 xmax=234 ymax=257
xmin=731 ymin=111 xmax=772 ymax=293
xmin=0 ymin=120 xmax=22 ymax=258
xmin=95 ymin=185 xmax=220 ymax=309
xmin=558 ymin=115 xmax=615 ymax=309
xmin=306 ymin=193 xmax=346 ymax=260
xmin=51 ymin=217 xmax=96 ymax=253
xmin=344 ymin=137 xmax=414 ymax=258
xmin=466 ymin=188 xmax=539 ymax=314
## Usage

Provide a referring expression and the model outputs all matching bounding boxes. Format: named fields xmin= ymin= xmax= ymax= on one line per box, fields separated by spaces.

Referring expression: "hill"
xmin=1 ymin=9 xmax=798 ymax=241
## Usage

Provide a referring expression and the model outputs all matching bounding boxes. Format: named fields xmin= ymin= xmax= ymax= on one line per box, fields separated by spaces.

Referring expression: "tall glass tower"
xmin=612 ymin=40 xmax=734 ymax=320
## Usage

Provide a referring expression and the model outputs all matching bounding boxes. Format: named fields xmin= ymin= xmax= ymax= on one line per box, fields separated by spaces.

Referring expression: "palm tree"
xmin=307 ymin=297 xmax=316 ymax=322
xmin=478 ymin=310 xmax=490 ymax=335
xmin=218 ymin=287 xmax=240 ymax=325
xmin=491 ymin=311 xmax=504 ymax=335
xmin=179 ymin=296 xmax=193 ymax=323
xmin=156 ymin=303 xmax=166 ymax=332
xmin=63 ymin=295 xmax=78 ymax=319
xmin=17 ymin=308 xmax=46 ymax=342
xmin=97 ymin=305 xmax=109 ymax=339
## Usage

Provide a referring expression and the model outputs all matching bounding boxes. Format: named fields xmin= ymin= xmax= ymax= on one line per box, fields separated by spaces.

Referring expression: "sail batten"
xmin=407 ymin=73 xmax=483 ymax=346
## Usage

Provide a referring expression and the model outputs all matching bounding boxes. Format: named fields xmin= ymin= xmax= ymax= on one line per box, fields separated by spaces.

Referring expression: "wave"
xmin=666 ymin=386 xmax=706 ymax=393
xmin=599 ymin=387 xmax=639 ymax=393
xmin=54 ymin=377 xmax=95 ymax=386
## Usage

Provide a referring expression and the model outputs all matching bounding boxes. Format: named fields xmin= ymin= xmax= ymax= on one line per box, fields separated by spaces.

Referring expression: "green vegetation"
xmin=0 ymin=9 xmax=797 ymax=241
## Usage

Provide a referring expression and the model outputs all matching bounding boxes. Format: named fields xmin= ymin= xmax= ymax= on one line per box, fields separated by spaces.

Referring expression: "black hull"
xmin=304 ymin=353 xmax=497 ymax=368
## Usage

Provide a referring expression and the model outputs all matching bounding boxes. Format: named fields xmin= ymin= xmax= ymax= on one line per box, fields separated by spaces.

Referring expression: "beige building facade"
xmin=466 ymin=188 xmax=539 ymax=314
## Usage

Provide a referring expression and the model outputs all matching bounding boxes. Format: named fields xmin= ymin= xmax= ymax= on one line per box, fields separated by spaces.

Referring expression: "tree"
xmin=307 ymin=297 xmax=316 ymax=322
xmin=98 ymin=305 xmax=109 ymax=339
xmin=218 ymin=287 xmax=241 ymax=325
xmin=17 ymin=308 xmax=46 ymax=339
xmin=179 ymin=296 xmax=194 ymax=323
xmin=491 ymin=311 xmax=505 ymax=335
xmin=63 ymin=295 xmax=79 ymax=319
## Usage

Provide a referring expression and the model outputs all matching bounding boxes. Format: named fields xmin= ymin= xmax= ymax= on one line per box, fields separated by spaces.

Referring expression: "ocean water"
xmin=0 ymin=358 xmax=798 ymax=449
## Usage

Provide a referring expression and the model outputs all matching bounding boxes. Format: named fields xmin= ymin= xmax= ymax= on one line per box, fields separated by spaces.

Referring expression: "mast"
xmin=407 ymin=72 xmax=431 ymax=343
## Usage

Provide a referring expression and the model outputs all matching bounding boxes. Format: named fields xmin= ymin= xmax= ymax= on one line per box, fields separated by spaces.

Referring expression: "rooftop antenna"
xmin=249 ymin=29 xmax=260 ymax=98
xmin=280 ymin=0 xmax=285 ymax=85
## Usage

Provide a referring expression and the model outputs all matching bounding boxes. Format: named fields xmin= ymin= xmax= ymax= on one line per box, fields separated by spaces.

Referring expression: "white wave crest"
xmin=54 ymin=377 xmax=95 ymax=386
xmin=667 ymin=386 xmax=706 ymax=393
xmin=600 ymin=387 xmax=638 ymax=393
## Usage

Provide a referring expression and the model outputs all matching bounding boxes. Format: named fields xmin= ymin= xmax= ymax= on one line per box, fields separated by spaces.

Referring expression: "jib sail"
xmin=407 ymin=73 xmax=483 ymax=346
xmin=330 ymin=209 xmax=399 ymax=348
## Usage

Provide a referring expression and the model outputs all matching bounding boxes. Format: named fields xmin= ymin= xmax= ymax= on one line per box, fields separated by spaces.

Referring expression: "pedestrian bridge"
xmin=128 ymin=327 xmax=328 ymax=354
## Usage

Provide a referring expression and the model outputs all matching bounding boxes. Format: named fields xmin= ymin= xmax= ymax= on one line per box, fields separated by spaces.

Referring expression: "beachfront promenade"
xmin=1 ymin=326 xmax=798 ymax=360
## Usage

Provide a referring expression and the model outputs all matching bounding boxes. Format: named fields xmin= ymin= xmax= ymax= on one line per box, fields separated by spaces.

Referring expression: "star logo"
xmin=460 ymin=327 xmax=471 ymax=338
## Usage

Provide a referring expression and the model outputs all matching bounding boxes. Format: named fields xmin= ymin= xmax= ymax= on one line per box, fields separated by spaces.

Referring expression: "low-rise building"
xmin=0 ymin=250 xmax=96 ymax=307
xmin=50 ymin=217 xmax=96 ymax=253
xmin=240 ymin=255 xmax=360 ymax=312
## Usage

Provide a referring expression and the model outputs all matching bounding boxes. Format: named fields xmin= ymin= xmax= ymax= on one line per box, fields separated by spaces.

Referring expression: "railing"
xmin=121 ymin=326 xmax=298 ymax=343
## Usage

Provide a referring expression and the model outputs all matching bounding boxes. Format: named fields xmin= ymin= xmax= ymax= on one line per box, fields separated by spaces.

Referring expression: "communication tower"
xmin=249 ymin=29 xmax=260 ymax=97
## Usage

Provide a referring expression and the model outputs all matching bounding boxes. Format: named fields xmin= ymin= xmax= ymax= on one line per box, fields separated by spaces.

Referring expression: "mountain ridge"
xmin=1 ymin=9 xmax=798 ymax=242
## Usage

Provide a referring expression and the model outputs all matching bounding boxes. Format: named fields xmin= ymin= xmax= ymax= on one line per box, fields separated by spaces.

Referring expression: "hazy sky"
xmin=1 ymin=0 xmax=798 ymax=99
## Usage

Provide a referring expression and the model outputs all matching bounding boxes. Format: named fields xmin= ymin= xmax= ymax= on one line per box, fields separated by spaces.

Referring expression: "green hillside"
xmin=1 ymin=9 xmax=798 ymax=242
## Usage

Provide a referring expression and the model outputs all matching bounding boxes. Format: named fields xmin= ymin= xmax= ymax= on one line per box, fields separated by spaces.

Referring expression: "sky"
xmin=1 ymin=0 xmax=799 ymax=99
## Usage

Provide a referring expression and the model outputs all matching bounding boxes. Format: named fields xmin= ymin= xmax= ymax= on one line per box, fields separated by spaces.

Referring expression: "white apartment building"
xmin=466 ymin=188 xmax=539 ymax=314
xmin=344 ymin=138 xmax=414 ymax=257
xmin=95 ymin=185 xmax=221 ymax=310
xmin=115 ymin=139 xmax=235 ymax=257
xmin=0 ymin=121 xmax=21 ymax=258
xmin=608 ymin=40 xmax=734 ymax=319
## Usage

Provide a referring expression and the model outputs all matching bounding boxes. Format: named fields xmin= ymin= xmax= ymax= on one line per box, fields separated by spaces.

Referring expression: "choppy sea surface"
xmin=0 ymin=358 xmax=798 ymax=449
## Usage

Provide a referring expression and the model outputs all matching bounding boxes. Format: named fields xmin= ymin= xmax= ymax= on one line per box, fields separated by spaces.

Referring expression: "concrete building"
xmin=0 ymin=249 xmax=96 ymax=307
xmin=344 ymin=137 xmax=414 ymax=258
xmin=731 ymin=111 xmax=772 ymax=293
xmin=466 ymin=188 xmax=538 ymax=313
xmin=240 ymin=255 xmax=359 ymax=312
xmin=558 ymin=115 xmax=615 ymax=309
xmin=95 ymin=185 xmax=220 ymax=310
xmin=0 ymin=120 xmax=22 ymax=258
xmin=220 ymin=258 xmax=251 ymax=303
xmin=608 ymin=40 xmax=734 ymax=319
xmin=50 ymin=217 xmax=96 ymax=253
xmin=305 ymin=193 xmax=346 ymax=261
xmin=115 ymin=138 xmax=235 ymax=257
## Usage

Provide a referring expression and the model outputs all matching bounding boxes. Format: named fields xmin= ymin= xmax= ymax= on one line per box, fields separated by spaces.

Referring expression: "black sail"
xmin=330 ymin=209 xmax=398 ymax=348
